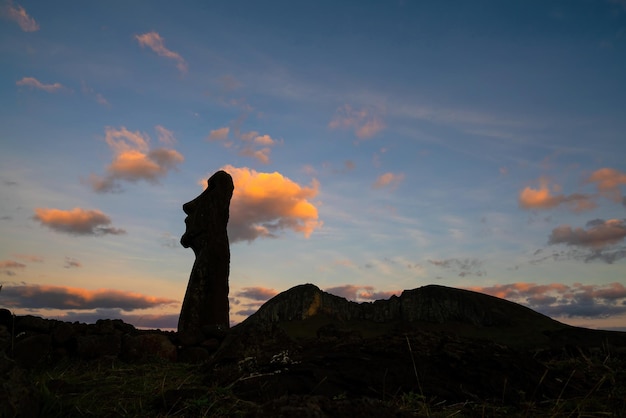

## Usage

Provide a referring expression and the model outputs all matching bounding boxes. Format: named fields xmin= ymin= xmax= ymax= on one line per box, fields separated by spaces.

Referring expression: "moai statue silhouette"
xmin=178 ymin=170 xmax=234 ymax=341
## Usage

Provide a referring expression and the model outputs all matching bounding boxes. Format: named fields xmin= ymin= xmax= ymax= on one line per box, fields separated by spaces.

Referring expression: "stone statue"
xmin=178 ymin=170 xmax=234 ymax=339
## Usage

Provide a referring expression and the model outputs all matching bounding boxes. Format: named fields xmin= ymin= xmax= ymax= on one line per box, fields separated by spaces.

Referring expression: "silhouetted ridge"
xmin=245 ymin=283 xmax=560 ymax=328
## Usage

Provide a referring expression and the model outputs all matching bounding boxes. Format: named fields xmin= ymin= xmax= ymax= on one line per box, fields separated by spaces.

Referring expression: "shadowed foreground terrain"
xmin=2 ymin=284 xmax=626 ymax=417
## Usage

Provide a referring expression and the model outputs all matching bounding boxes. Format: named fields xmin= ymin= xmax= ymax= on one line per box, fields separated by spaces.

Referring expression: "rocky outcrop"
xmin=245 ymin=283 xmax=560 ymax=329
xmin=178 ymin=170 xmax=234 ymax=338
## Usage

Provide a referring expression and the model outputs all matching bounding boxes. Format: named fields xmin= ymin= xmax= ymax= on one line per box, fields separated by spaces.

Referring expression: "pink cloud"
xmin=2 ymin=0 xmax=39 ymax=31
xmin=135 ymin=31 xmax=187 ymax=73
xmin=467 ymin=282 xmax=626 ymax=319
xmin=328 ymin=105 xmax=385 ymax=139
xmin=549 ymin=219 xmax=626 ymax=249
xmin=207 ymin=127 xmax=230 ymax=141
xmin=16 ymin=77 xmax=63 ymax=93
xmin=373 ymin=172 xmax=405 ymax=189
xmin=33 ymin=207 xmax=126 ymax=236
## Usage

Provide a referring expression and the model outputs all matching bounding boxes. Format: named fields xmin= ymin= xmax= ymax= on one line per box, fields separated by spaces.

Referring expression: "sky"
xmin=1 ymin=0 xmax=626 ymax=331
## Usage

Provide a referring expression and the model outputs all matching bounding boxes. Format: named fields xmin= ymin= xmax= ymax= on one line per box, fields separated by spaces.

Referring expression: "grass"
xmin=23 ymin=352 xmax=625 ymax=417
xmin=30 ymin=358 xmax=253 ymax=417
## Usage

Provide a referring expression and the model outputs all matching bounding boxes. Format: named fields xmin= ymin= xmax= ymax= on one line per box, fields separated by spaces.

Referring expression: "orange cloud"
xmin=2 ymin=0 xmax=39 ymax=31
xmin=203 ymin=165 xmax=322 ymax=242
xmin=518 ymin=177 xmax=595 ymax=212
xmin=587 ymin=168 xmax=626 ymax=202
xmin=1 ymin=284 xmax=177 ymax=310
xmin=33 ymin=207 xmax=126 ymax=236
xmin=207 ymin=127 xmax=230 ymax=141
xmin=16 ymin=77 xmax=63 ymax=93
xmin=373 ymin=172 xmax=405 ymax=189
xmin=549 ymin=219 xmax=626 ymax=249
xmin=328 ymin=104 xmax=385 ymax=139
xmin=88 ymin=126 xmax=184 ymax=193
xmin=135 ymin=31 xmax=187 ymax=73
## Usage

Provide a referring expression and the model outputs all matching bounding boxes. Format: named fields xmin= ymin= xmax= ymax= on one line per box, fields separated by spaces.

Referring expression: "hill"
xmin=2 ymin=283 xmax=626 ymax=416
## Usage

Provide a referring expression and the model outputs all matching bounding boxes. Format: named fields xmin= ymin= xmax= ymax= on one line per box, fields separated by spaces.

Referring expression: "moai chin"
xmin=178 ymin=170 xmax=234 ymax=338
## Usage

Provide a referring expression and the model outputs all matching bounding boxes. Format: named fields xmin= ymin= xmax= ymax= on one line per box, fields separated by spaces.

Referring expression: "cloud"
xmin=81 ymin=80 xmax=109 ymax=106
xmin=12 ymin=254 xmax=43 ymax=263
xmin=548 ymin=219 xmax=626 ymax=249
xmin=48 ymin=309 xmax=180 ymax=330
xmin=207 ymin=127 xmax=230 ymax=141
xmin=467 ymin=282 xmax=626 ymax=319
xmin=135 ymin=31 xmax=187 ymax=73
xmin=324 ymin=284 xmax=400 ymax=301
xmin=64 ymin=257 xmax=81 ymax=269
xmin=1 ymin=260 xmax=26 ymax=276
xmin=2 ymin=0 xmax=39 ymax=31
xmin=587 ymin=168 xmax=626 ymax=202
xmin=328 ymin=105 xmax=385 ymax=139
xmin=372 ymin=172 xmax=405 ymax=189
xmin=16 ymin=77 xmax=64 ymax=93
xmin=88 ymin=126 xmax=184 ymax=193
xmin=33 ymin=207 xmax=126 ymax=236
xmin=203 ymin=165 xmax=322 ymax=242
xmin=238 ymin=131 xmax=280 ymax=164
xmin=518 ymin=177 xmax=595 ymax=212
xmin=155 ymin=125 xmax=177 ymax=145
xmin=428 ymin=258 xmax=486 ymax=277
xmin=234 ymin=287 xmax=278 ymax=301
xmin=1 ymin=283 xmax=177 ymax=311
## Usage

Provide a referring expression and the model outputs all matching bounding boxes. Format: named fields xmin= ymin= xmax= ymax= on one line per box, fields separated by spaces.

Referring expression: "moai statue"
xmin=178 ymin=170 xmax=234 ymax=340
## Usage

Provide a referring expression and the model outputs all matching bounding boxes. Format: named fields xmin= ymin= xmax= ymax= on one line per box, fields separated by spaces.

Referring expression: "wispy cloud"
xmin=33 ymin=207 xmax=126 ymax=236
xmin=12 ymin=254 xmax=43 ymax=263
xmin=1 ymin=283 xmax=177 ymax=311
xmin=64 ymin=257 xmax=81 ymax=269
xmin=16 ymin=77 xmax=64 ymax=93
xmin=329 ymin=104 xmax=385 ymax=140
xmin=2 ymin=0 xmax=39 ymax=31
xmin=518 ymin=177 xmax=595 ymax=212
xmin=81 ymin=80 xmax=109 ymax=106
xmin=0 ymin=260 xmax=26 ymax=276
xmin=88 ymin=126 xmax=184 ymax=193
xmin=372 ymin=172 xmax=405 ymax=190
xmin=200 ymin=165 xmax=322 ymax=242
xmin=468 ymin=282 xmax=626 ymax=319
xmin=135 ymin=31 xmax=187 ymax=73
xmin=428 ymin=257 xmax=487 ymax=277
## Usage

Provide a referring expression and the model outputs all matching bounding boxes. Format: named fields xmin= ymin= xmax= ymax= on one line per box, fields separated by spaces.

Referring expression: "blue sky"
xmin=1 ymin=0 xmax=626 ymax=330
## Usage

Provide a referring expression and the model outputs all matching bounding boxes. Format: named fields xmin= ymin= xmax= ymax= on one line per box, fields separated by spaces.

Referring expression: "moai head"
xmin=180 ymin=170 xmax=234 ymax=255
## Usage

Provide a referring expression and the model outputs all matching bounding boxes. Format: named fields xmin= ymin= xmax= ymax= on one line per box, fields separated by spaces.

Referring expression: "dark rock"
xmin=74 ymin=334 xmax=121 ymax=360
xmin=15 ymin=315 xmax=50 ymax=334
xmin=178 ymin=346 xmax=210 ymax=363
xmin=178 ymin=170 xmax=234 ymax=335
xmin=0 ymin=308 xmax=12 ymax=328
xmin=13 ymin=334 xmax=52 ymax=368
xmin=122 ymin=334 xmax=177 ymax=363
xmin=51 ymin=321 xmax=75 ymax=345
